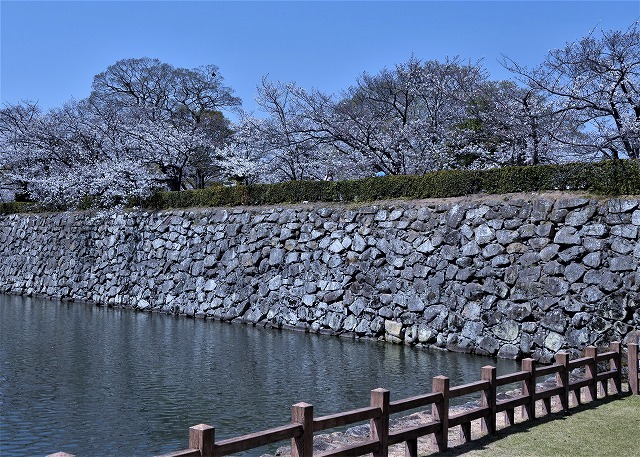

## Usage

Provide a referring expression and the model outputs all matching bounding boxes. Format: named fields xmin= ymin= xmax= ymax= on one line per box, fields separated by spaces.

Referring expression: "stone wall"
xmin=1 ymin=193 xmax=639 ymax=361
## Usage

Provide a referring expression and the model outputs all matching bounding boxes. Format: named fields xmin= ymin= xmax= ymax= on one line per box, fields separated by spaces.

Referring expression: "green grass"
xmin=441 ymin=395 xmax=640 ymax=457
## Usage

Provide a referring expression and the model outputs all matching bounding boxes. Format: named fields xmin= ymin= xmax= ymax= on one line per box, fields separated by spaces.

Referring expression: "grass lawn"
xmin=439 ymin=394 xmax=640 ymax=457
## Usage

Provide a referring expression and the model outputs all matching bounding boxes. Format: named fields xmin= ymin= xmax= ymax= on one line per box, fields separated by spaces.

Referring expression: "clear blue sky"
xmin=1 ymin=1 xmax=639 ymax=117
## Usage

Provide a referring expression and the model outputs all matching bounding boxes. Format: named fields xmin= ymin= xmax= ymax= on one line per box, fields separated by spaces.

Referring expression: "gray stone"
xmin=506 ymin=242 xmax=527 ymax=254
xmin=474 ymin=224 xmax=495 ymax=244
xmin=328 ymin=239 xmax=345 ymax=254
xmin=564 ymin=263 xmax=585 ymax=283
xmin=608 ymin=199 xmax=638 ymax=213
xmin=529 ymin=237 xmax=549 ymax=250
xmin=326 ymin=312 xmax=345 ymax=331
xmin=462 ymin=321 xmax=484 ymax=340
xmin=555 ymin=197 xmax=589 ymax=210
xmin=491 ymin=255 xmax=511 ymax=267
xmin=583 ymin=252 xmax=601 ymax=268
xmin=581 ymin=286 xmax=605 ymax=303
xmin=541 ymin=277 xmax=570 ymax=297
xmin=531 ymin=199 xmax=553 ymax=220
xmin=502 ymin=302 xmax=532 ymax=321
xmin=611 ymin=238 xmax=635 ymax=255
xmin=466 ymin=205 xmax=490 ymax=220
xmin=462 ymin=241 xmax=481 ymax=256
xmin=477 ymin=336 xmax=499 ymax=356
xmin=519 ymin=252 xmax=540 ymax=267
xmin=343 ymin=315 xmax=358 ymax=331
xmin=417 ymin=324 xmax=436 ymax=343
xmin=519 ymin=224 xmax=536 ymax=239
xmin=464 ymin=282 xmax=484 ymax=299
xmin=495 ymin=230 xmax=518 ymax=244
xmin=456 ymin=267 xmax=474 ymax=281
xmin=553 ymin=226 xmax=581 ymax=245
xmin=407 ymin=296 xmax=425 ymax=312
xmin=566 ymin=328 xmax=592 ymax=347
xmin=446 ymin=205 xmax=466 ymax=228
xmin=268 ymin=275 xmax=282 ymax=291
xmin=497 ymin=344 xmax=520 ymax=359
xmin=539 ymin=244 xmax=560 ymax=261
xmin=535 ymin=222 xmax=553 ymax=237
xmin=482 ymin=243 xmax=504 ymax=258
xmin=558 ymin=246 xmax=586 ymax=263
xmin=493 ymin=320 xmax=519 ymax=342
xmin=544 ymin=332 xmax=565 ymax=352
xmin=384 ymin=320 xmax=403 ymax=338
xmin=600 ymin=271 xmax=623 ymax=292
xmin=541 ymin=309 xmax=568 ymax=333
xmin=416 ymin=239 xmax=435 ymax=254
xmin=424 ymin=304 xmax=447 ymax=322
xmin=611 ymin=224 xmax=638 ymax=239
xmin=355 ymin=319 xmax=371 ymax=335
xmin=518 ymin=266 xmax=541 ymax=283
xmin=565 ymin=207 xmax=595 ymax=226
xmin=203 ymin=279 xmax=217 ymax=292
xmin=610 ymin=256 xmax=636 ymax=272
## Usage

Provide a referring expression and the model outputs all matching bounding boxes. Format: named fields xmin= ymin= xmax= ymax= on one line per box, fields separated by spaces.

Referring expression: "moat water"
xmin=0 ymin=295 xmax=518 ymax=456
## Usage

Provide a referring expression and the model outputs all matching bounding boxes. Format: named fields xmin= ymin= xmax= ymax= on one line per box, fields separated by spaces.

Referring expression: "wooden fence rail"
xmin=630 ymin=343 xmax=639 ymax=395
xmin=49 ymin=342 xmax=640 ymax=457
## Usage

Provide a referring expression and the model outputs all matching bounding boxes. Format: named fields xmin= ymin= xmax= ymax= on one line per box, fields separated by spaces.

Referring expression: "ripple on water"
xmin=0 ymin=295 xmax=518 ymax=456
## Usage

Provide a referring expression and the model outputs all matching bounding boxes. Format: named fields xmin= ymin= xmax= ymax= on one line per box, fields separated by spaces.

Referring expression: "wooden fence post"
xmin=189 ymin=424 xmax=214 ymax=457
xmin=630 ymin=343 xmax=639 ymax=395
xmin=291 ymin=402 xmax=313 ymax=457
xmin=481 ymin=366 xmax=496 ymax=434
xmin=432 ymin=375 xmax=450 ymax=452
xmin=609 ymin=342 xmax=622 ymax=395
xmin=555 ymin=352 xmax=570 ymax=412
xmin=521 ymin=358 xmax=536 ymax=420
xmin=371 ymin=388 xmax=390 ymax=457
xmin=584 ymin=346 xmax=598 ymax=401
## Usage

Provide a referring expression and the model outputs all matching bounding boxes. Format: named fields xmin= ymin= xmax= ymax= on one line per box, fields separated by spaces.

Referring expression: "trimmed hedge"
xmin=0 ymin=201 xmax=35 ymax=215
xmin=140 ymin=160 xmax=640 ymax=210
xmin=2 ymin=160 xmax=640 ymax=214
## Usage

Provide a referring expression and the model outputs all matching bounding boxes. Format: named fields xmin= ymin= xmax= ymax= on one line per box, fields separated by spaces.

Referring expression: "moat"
xmin=0 ymin=295 xmax=519 ymax=456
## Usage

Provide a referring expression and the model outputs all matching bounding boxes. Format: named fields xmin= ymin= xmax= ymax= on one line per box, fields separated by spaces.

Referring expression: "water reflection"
xmin=0 ymin=295 xmax=517 ymax=456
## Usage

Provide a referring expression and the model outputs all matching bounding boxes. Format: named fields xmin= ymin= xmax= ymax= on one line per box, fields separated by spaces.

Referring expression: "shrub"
xmin=138 ymin=160 xmax=640 ymax=210
xmin=0 ymin=201 xmax=36 ymax=214
xmin=3 ymin=160 xmax=640 ymax=214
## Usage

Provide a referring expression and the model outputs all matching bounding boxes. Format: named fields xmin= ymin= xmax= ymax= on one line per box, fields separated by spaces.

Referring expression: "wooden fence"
xmin=49 ymin=342 xmax=640 ymax=457
xmin=630 ymin=342 xmax=639 ymax=395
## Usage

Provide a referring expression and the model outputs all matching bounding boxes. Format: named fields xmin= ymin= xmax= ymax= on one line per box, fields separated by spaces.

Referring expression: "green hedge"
xmin=2 ymin=160 xmax=640 ymax=214
xmin=0 ymin=201 xmax=36 ymax=215
xmin=140 ymin=160 xmax=640 ymax=210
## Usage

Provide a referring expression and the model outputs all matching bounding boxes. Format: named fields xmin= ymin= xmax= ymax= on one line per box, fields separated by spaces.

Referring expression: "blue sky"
xmin=1 ymin=1 xmax=639 ymax=118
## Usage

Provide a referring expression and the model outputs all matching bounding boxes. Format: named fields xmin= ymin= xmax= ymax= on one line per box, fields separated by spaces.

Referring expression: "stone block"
xmin=553 ymin=226 xmax=581 ymax=245
xmin=384 ymin=319 xmax=403 ymax=338
xmin=497 ymin=343 xmax=520 ymax=359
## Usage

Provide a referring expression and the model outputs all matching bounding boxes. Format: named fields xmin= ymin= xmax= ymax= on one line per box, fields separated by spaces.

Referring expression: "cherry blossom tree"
xmin=249 ymin=57 xmax=497 ymax=177
xmin=459 ymin=81 xmax=587 ymax=168
xmin=90 ymin=57 xmax=241 ymax=190
xmin=504 ymin=22 xmax=640 ymax=160
xmin=1 ymin=57 xmax=243 ymax=205
xmin=0 ymin=99 xmax=161 ymax=207
xmin=248 ymin=78 xmax=329 ymax=181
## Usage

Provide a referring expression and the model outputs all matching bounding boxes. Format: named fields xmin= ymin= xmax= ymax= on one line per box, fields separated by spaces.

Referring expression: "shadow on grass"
xmin=436 ymin=392 xmax=632 ymax=456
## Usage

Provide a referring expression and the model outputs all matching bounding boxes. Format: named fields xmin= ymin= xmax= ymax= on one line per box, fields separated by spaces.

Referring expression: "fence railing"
xmin=630 ymin=343 xmax=639 ymax=395
xmin=48 ymin=342 xmax=639 ymax=457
